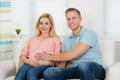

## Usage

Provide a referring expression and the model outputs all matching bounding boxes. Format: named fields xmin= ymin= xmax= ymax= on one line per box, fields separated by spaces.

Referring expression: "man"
xmin=36 ymin=8 xmax=105 ymax=80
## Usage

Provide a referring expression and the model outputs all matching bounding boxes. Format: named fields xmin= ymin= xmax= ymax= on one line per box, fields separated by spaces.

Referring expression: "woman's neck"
xmin=40 ymin=34 xmax=50 ymax=38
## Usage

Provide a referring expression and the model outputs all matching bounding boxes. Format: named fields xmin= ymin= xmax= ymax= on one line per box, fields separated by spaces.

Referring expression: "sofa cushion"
xmin=4 ymin=76 xmax=79 ymax=80
xmin=5 ymin=76 xmax=15 ymax=80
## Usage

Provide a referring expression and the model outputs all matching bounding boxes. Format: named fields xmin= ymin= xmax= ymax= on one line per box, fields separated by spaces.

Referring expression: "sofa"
xmin=0 ymin=37 xmax=120 ymax=80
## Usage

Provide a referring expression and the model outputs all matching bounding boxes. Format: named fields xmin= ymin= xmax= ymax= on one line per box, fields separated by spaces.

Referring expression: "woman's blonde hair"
xmin=35 ymin=13 xmax=59 ymax=38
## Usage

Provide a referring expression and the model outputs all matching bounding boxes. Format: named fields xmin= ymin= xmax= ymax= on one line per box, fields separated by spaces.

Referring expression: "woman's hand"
xmin=21 ymin=55 xmax=39 ymax=66
xmin=27 ymin=59 xmax=38 ymax=66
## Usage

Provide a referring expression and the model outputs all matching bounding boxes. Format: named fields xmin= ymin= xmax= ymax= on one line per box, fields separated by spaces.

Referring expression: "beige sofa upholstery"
xmin=0 ymin=38 xmax=120 ymax=80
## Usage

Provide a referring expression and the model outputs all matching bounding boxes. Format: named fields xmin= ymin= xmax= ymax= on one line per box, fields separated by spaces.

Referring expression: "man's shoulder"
xmin=86 ymin=27 xmax=96 ymax=32
xmin=83 ymin=27 xmax=97 ymax=36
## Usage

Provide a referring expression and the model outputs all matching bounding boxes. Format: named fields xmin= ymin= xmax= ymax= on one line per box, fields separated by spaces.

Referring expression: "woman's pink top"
xmin=21 ymin=36 xmax=61 ymax=66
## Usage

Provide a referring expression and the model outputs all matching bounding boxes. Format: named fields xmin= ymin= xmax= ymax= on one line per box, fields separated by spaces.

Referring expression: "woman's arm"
xmin=20 ymin=55 xmax=29 ymax=64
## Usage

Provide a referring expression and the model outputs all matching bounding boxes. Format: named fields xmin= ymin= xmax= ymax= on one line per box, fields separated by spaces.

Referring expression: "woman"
xmin=14 ymin=13 xmax=66 ymax=80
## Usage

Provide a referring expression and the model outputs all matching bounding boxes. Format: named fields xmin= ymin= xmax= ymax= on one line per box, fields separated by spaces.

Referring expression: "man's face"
xmin=66 ymin=11 xmax=82 ymax=31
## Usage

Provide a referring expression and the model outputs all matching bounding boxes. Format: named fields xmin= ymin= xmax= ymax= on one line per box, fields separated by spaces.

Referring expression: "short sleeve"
xmin=80 ymin=29 xmax=98 ymax=47
xmin=20 ymin=37 xmax=32 ymax=57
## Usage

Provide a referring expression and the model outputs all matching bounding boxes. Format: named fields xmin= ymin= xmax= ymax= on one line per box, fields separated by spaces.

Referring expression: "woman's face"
xmin=39 ymin=17 xmax=52 ymax=34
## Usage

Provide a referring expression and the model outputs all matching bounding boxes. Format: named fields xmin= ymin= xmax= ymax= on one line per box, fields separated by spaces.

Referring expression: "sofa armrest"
xmin=106 ymin=62 xmax=120 ymax=80
xmin=0 ymin=59 xmax=16 ymax=80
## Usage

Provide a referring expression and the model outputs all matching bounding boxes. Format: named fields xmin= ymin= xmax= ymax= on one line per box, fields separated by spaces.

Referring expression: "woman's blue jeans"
xmin=14 ymin=64 xmax=52 ymax=80
xmin=43 ymin=62 xmax=105 ymax=80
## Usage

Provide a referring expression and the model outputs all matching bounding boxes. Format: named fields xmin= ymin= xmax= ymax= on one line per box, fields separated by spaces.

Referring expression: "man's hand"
xmin=34 ymin=51 xmax=52 ymax=61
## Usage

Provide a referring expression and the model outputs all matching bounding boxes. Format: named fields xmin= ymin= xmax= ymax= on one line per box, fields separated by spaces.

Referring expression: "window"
xmin=105 ymin=0 xmax=120 ymax=38
xmin=0 ymin=0 xmax=12 ymax=38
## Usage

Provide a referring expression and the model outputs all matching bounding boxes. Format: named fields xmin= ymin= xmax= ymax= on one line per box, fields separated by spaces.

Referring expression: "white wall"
xmin=67 ymin=0 xmax=104 ymax=39
xmin=11 ymin=0 xmax=29 ymax=35
xmin=34 ymin=0 xmax=68 ymax=36
xmin=28 ymin=0 xmax=104 ymax=38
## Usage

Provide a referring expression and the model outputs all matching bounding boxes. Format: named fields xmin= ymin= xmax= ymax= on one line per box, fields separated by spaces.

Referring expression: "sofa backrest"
xmin=99 ymin=40 xmax=116 ymax=69
xmin=14 ymin=38 xmax=28 ymax=72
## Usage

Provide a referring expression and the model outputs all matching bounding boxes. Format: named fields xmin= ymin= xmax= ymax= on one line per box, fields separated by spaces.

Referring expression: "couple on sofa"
xmin=14 ymin=8 xmax=105 ymax=80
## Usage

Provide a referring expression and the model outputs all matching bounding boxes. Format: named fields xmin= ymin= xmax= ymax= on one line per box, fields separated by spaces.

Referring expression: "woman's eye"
xmin=39 ymin=22 xmax=49 ymax=25
xmin=40 ymin=22 xmax=43 ymax=25
xmin=45 ymin=22 xmax=49 ymax=25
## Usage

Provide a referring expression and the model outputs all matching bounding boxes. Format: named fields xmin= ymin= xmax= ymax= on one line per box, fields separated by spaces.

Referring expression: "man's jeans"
xmin=43 ymin=62 xmax=105 ymax=80
xmin=14 ymin=64 xmax=52 ymax=80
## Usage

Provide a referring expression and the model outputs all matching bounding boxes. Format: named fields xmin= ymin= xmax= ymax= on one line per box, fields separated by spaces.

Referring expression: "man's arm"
xmin=38 ymin=42 xmax=90 ymax=61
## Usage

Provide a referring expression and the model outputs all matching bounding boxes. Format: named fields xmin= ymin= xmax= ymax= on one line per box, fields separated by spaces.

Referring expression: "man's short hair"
xmin=65 ymin=8 xmax=81 ymax=16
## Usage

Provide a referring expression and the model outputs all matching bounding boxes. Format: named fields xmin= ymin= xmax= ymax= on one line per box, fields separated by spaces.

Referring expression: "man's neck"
xmin=73 ymin=26 xmax=82 ymax=36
